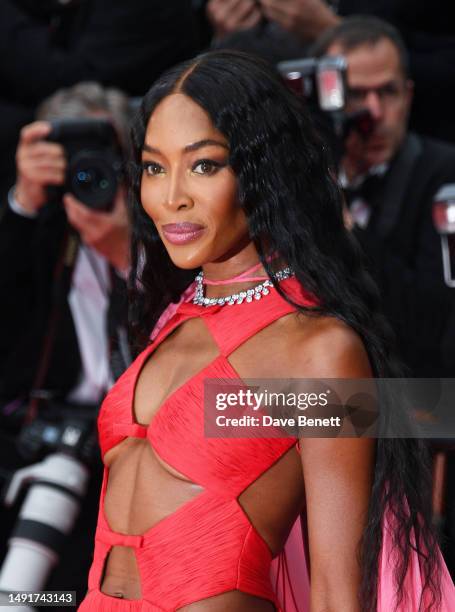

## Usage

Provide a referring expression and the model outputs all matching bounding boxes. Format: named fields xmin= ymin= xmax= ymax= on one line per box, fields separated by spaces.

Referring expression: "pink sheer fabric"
xmin=377 ymin=510 xmax=455 ymax=611
xmin=271 ymin=511 xmax=455 ymax=611
xmin=150 ymin=281 xmax=196 ymax=341
xmin=270 ymin=516 xmax=310 ymax=612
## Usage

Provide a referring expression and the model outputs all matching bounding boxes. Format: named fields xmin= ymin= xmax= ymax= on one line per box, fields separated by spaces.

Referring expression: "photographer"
xmin=310 ymin=16 xmax=455 ymax=380
xmin=205 ymin=0 xmax=455 ymax=143
xmin=0 ymin=82 xmax=132 ymax=597
xmin=276 ymin=16 xmax=455 ymax=579
xmin=0 ymin=82 xmax=131 ymax=403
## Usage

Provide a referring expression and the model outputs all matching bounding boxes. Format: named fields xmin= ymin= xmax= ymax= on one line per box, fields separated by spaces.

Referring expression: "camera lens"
xmin=76 ymin=169 xmax=109 ymax=191
xmin=69 ymin=151 xmax=119 ymax=211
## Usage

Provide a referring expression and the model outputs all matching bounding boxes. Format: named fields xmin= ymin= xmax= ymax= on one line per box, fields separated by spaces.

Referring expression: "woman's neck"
xmin=201 ymin=243 xmax=267 ymax=299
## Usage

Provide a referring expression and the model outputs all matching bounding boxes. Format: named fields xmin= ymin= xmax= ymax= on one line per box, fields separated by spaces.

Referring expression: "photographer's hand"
xmin=15 ymin=121 xmax=66 ymax=214
xmin=206 ymin=0 xmax=262 ymax=39
xmin=259 ymin=0 xmax=340 ymax=42
xmin=63 ymin=189 xmax=130 ymax=273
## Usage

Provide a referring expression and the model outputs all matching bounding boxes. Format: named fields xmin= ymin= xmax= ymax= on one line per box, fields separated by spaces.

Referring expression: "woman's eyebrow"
xmin=142 ymin=139 xmax=228 ymax=154
xmin=142 ymin=143 xmax=160 ymax=154
xmin=184 ymin=139 xmax=229 ymax=152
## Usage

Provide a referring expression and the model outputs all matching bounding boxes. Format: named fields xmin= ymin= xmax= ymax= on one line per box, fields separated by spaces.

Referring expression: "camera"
xmin=433 ymin=184 xmax=455 ymax=288
xmin=0 ymin=401 xmax=98 ymax=604
xmin=277 ymin=56 xmax=375 ymax=166
xmin=46 ymin=118 xmax=123 ymax=212
xmin=278 ymin=56 xmax=347 ymax=112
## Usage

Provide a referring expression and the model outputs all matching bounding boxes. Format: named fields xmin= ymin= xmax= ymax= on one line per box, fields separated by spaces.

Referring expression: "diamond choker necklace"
xmin=192 ymin=266 xmax=293 ymax=307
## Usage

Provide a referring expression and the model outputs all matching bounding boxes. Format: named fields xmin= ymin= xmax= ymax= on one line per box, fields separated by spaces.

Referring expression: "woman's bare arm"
xmin=290 ymin=316 xmax=375 ymax=612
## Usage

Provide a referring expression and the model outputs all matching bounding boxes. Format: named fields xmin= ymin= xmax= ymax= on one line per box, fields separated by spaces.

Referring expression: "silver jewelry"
xmin=192 ymin=267 xmax=293 ymax=307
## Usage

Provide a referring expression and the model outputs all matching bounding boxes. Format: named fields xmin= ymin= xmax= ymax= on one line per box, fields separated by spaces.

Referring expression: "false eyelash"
xmin=141 ymin=161 xmax=164 ymax=176
xmin=192 ymin=159 xmax=228 ymax=172
xmin=194 ymin=159 xmax=223 ymax=166
xmin=141 ymin=161 xmax=161 ymax=170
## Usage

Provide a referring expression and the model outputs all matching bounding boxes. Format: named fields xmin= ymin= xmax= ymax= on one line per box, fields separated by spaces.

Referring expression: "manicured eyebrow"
xmin=142 ymin=139 xmax=229 ymax=154
xmin=184 ymin=139 xmax=229 ymax=152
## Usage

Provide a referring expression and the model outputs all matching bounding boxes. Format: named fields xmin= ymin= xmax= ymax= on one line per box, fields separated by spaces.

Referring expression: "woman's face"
xmin=140 ymin=93 xmax=250 ymax=270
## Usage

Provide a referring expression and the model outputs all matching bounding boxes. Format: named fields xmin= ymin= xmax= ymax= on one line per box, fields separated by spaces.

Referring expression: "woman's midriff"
xmin=99 ymin=440 xmax=279 ymax=610
xmin=100 ymin=437 xmax=204 ymax=599
xmin=100 ymin=427 xmax=304 ymax=608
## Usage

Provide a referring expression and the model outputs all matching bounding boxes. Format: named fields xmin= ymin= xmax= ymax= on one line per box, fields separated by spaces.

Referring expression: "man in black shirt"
xmin=312 ymin=16 xmax=455 ymax=378
xmin=206 ymin=0 xmax=455 ymax=142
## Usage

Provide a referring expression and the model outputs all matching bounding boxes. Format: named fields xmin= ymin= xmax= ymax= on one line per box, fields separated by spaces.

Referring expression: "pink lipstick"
xmin=161 ymin=222 xmax=205 ymax=245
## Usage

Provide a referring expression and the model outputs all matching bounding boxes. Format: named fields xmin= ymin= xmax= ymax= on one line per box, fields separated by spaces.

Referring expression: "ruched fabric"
xmin=79 ymin=276 xmax=455 ymax=610
xmin=80 ymin=278 xmax=313 ymax=611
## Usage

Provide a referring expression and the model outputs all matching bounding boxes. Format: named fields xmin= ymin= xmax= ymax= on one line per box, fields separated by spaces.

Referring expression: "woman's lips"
xmin=161 ymin=223 xmax=206 ymax=245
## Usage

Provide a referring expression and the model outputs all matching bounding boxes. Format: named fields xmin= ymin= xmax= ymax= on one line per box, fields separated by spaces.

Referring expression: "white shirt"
xmin=338 ymin=163 xmax=389 ymax=229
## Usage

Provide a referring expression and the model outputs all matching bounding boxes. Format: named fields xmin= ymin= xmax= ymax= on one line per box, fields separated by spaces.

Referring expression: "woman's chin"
xmin=166 ymin=252 xmax=206 ymax=271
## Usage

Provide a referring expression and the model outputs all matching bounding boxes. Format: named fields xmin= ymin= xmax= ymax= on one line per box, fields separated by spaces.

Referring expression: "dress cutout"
xmin=79 ymin=277 xmax=455 ymax=611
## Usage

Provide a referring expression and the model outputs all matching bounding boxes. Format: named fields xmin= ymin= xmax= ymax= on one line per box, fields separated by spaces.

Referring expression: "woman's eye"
xmin=142 ymin=162 xmax=163 ymax=176
xmin=192 ymin=160 xmax=222 ymax=175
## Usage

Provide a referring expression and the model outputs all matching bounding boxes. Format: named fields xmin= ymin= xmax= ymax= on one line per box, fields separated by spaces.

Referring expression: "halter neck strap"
xmin=203 ymin=262 xmax=268 ymax=286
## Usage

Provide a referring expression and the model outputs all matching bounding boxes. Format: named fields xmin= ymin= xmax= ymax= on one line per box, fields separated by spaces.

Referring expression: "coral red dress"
xmin=79 ymin=277 xmax=455 ymax=611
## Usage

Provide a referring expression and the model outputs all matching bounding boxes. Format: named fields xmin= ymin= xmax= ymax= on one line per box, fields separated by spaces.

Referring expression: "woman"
xmin=79 ymin=51 xmax=455 ymax=611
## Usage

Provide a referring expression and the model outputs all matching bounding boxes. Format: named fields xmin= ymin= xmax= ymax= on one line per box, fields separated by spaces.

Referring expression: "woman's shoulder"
xmin=277 ymin=312 xmax=372 ymax=379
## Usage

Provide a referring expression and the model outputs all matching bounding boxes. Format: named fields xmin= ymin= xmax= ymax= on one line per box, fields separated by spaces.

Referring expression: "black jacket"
xmin=0 ymin=200 xmax=128 ymax=402
xmin=351 ymin=133 xmax=455 ymax=376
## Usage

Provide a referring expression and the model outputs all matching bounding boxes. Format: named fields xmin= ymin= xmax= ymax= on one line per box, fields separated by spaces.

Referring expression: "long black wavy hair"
xmin=129 ymin=50 xmax=441 ymax=611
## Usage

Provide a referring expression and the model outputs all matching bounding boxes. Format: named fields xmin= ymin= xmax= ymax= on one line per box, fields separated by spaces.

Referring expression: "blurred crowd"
xmin=0 ymin=0 xmax=455 ymax=602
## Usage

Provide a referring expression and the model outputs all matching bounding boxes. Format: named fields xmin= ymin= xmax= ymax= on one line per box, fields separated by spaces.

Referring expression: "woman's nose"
xmin=164 ymin=174 xmax=193 ymax=211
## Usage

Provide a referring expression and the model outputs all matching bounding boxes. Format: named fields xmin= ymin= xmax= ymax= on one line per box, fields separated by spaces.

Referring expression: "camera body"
xmin=46 ymin=118 xmax=123 ymax=212
xmin=17 ymin=403 xmax=98 ymax=465
xmin=0 ymin=399 xmax=98 ymax=598
xmin=433 ymin=184 xmax=455 ymax=288
xmin=278 ymin=56 xmax=347 ymax=113
xmin=277 ymin=55 xmax=374 ymax=166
